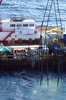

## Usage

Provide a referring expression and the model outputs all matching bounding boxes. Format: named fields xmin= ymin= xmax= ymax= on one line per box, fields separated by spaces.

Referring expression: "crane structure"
xmin=40 ymin=0 xmax=63 ymax=46
xmin=39 ymin=0 xmax=64 ymax=85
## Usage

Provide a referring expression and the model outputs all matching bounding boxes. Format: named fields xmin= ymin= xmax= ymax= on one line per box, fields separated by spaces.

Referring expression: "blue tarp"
xmin=0 ymin=47 xmax=11 ymax=52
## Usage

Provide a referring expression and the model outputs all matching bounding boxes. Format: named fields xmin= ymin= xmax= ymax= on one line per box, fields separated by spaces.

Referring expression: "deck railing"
xmin=1 ymin=29 xmax=15 ymax=32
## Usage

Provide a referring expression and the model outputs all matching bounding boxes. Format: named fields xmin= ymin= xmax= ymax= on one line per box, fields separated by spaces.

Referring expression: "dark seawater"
xmin=0 ymin=0 xmax=66 ymax=100
xmin=0 ymin=69 xmax=66 ymax=100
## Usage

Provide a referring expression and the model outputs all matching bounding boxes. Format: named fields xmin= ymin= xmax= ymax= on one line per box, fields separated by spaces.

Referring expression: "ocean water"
xmin=0 ymin=69 xmax=66 ymax=100
xmin=0 ymin=0 xmax=66 ymax=100
xmin=0 ymin=0 xmax=66 ymax=27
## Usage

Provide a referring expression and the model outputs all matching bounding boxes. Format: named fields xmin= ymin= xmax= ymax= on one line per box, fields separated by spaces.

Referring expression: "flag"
xmin=0 ymin=0 xmax=2 ymax=4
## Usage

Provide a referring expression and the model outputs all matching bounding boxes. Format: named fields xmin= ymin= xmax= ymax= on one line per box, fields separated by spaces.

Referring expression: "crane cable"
xmin=53 ymin=0 xmax=58 ymax=28
xmin=45 ymin=0 xmax=53 ymax=31
xmin=56 ymin=0 xmax=63 ymax=82
xmin=41 ymin=0 xmax=63 ymax=84
xmin=41 ymin=0 xmax=63 ymax=32
xmin=42 ymin=0 xmax=50 ymax=26
xmin=56 ymin=0 xmax=63 ymax=31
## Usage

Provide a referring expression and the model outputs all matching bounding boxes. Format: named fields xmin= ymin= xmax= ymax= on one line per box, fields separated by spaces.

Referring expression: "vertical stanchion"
xmin=40 ymin=54 xmax=43 ymax=85
xmin=61 ymin=54 xmax=63 ymax=82
xmin=56 ymin=32 xmax=62 ymax=86
xmin=47 ymin=55 xmax=49 ymax=86
xmin=61 ymin=36 xmax=63 ymax=82
xmin=44 ymin=35 xmax=49 ymax=86
xmin=38 ymin=46 xmax=40 ymax=82
xmin=38 ymin=33 xmax=41 ymax=82
xmin=51 ymin=53 xmax=54 ymax=79
xmin=56 ymin=33 xmax=60 ymax=86
xmin=57 ymin=55 xmax=60 ymax=86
